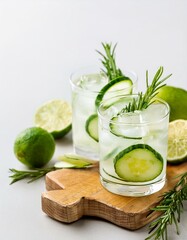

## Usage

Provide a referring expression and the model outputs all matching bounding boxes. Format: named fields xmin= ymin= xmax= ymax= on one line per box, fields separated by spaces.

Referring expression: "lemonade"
xmin=70 ymin=66 xmax=137 ymax=159
xmin=98 ymin=95 xmax=170 ymax=196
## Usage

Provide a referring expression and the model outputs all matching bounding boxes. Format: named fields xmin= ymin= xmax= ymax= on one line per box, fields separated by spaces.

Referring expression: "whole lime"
xmin=14 ymin=127 xmax=55 ymax=168
xmin=156 ymin=85 xmax=187 ymax=121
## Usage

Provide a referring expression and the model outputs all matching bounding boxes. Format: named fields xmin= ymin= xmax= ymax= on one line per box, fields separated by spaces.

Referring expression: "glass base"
xmin=74 ymin=147 xmax=99 ymax=160
xmin=100 ymin=176 xmax=166 ymax=197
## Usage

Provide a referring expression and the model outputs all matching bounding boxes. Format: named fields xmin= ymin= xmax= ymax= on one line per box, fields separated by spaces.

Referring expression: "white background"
xmin=0 ymin=0 xmax=187 ymax=239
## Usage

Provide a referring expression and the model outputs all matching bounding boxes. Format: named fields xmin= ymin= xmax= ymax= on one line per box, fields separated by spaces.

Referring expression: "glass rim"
xmin=69 ymin=65 xmax=138 ymax=94
xmin=98 ymin=94 xmax=170 ymax=126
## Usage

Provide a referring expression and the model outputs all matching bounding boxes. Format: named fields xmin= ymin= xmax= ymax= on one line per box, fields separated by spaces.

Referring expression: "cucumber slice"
xmin=110 ymin=116 xmax=143 ymax=140
xmin=55 ymin=154 xmax=95 ymax=168
xmin=95 ymin=76 xmax=133 ymax=108
xmin=114 ymin=144 xmax=163 ymax=182
xmin=85 ymin=114 xmax=99 ymax=142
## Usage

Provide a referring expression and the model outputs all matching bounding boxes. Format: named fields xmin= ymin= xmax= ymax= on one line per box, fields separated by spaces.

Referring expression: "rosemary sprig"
xmin=9 ymin=154 xmax=98 ymax=184
xmin=146 ymin=171 xmax=187 ymax=240
xmin=9 ymin=167 xmax=57 ymax=184
xmin=122 ymin=66 xmax=172 ymax=113
xmin=96 ymin=42 xmax=124 ymax=80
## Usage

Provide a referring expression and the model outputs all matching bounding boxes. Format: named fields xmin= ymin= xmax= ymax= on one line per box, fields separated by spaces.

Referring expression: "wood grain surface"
xmin=42 ymin=162 xmax=187 ymax=230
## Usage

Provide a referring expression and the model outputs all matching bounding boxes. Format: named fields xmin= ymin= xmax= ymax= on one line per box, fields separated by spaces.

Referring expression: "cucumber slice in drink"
xmin=95 ymin=76 xmax=133 ymax=108
xmin=110 ymin=116 xmax=143 ymax=139
xmin=114 ymin=144 xmax=163 ymax=182
xmin=85 ymin=114 xmax=99 ymax=142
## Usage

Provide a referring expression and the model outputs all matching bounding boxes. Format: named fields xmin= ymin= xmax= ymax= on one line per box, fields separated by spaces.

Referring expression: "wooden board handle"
xmin=42 ymin=162 xmax=187 ymax=230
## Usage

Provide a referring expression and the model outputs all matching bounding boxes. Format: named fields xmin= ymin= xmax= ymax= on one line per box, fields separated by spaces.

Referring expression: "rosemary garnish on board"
xmin=96 ymin=42 xmax=125 ymax=80
xmin=9 ymin=167 xmax=56 ymax=184
xmin=9 ymin=154 xmax=98 ymax=184
xmin=146 ymin=171 xmax=187 ymax=240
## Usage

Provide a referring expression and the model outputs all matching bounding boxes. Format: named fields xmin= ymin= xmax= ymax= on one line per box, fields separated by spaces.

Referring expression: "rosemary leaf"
xmin=9 ymin=167 xmax=56 ymax=184
xmin=145 ymin=171 xmax=187 ymax=240
xmin=97 ymin=42 xmax=125 ymax=81
xmin=9 ymin=154 xmax=98 ymax=184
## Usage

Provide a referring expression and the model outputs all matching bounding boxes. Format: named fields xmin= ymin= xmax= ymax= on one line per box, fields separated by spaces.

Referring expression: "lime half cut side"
xmin=34 ymin=99 xmax=72 ymax=139
xmin=167 ymin=119 xmax=187 ymax=164
xmin=114 ymin=144 xmax=163 ymax=182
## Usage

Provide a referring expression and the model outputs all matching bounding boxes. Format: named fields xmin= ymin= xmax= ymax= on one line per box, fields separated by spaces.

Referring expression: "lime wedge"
xmin=167 ymin=120 xmax=187 ymax=164
xmin=34 ymin=99 xmax=72 ymax=139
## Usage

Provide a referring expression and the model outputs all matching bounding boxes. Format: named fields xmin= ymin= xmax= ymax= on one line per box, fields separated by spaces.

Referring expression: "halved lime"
xmin=114 ymin=144 xmax=163 ymax=182
xmin=167 ymin=119 xmax=187 ymax=164
xmin=95 ymin=76 xmax=133 ymax=108
xmin=34 ymin=99 xmax=72 ymax=139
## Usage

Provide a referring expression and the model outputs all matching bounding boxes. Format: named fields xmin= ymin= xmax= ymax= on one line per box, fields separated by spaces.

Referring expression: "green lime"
xmin=167 ymin=120 xmax=187 ymax=164
xmin=14 ymin=127 xmax=55 ymax=168
xmin=156 ymin=85 xmax=187 ymax=121
xmin=34 ymin=99 xmax=72 ymax=139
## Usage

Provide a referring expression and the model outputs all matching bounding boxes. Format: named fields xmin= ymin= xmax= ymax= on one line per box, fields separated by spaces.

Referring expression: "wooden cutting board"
xmin=42 ymin=162 xmax=187 ymax=230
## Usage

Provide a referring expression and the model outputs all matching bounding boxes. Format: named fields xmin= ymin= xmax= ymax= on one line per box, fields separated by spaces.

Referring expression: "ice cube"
xmin=140 ymin=103 xmax=168 ymax=123
xmin=118 ymin=111 xmax=142 ymax=124
xmin=140 ymin=103 xmax=169 ymax=132
xmin=79 ymin=73 xmax=108 ymax=91
xmin=112 ymin=111 xmax=149 ymax=138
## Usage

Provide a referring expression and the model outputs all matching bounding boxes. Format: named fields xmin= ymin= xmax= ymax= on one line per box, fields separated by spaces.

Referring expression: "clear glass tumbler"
xmin=70 ymin=66 xmax=137 ymax=159
xmin=98 ymin=95 xmax=170 ymax=196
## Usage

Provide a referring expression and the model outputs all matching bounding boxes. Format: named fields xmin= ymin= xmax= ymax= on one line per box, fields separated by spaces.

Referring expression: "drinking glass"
xmin=98 ymin=95 xmax=170 ymax=196
xmin=70 ymin=66 xmax=137 ymax=159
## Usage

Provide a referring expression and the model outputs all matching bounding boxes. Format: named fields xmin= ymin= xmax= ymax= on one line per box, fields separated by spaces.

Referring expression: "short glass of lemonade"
xmin=98 ymin=94 xmax=170 ymax=196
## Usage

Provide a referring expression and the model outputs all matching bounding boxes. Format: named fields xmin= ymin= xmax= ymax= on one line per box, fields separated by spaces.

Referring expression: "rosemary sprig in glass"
xmin=122 ymin=66 xmax=172 ymax=113
xmin=96 ymin=42 xmax=124 ymax=80
xmin=146 ymin=171 xmax=187 ymax=240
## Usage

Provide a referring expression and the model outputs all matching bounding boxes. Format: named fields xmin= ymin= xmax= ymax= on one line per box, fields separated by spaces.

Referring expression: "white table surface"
xmin=0 ymin=0 xmax=187 ymax=239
